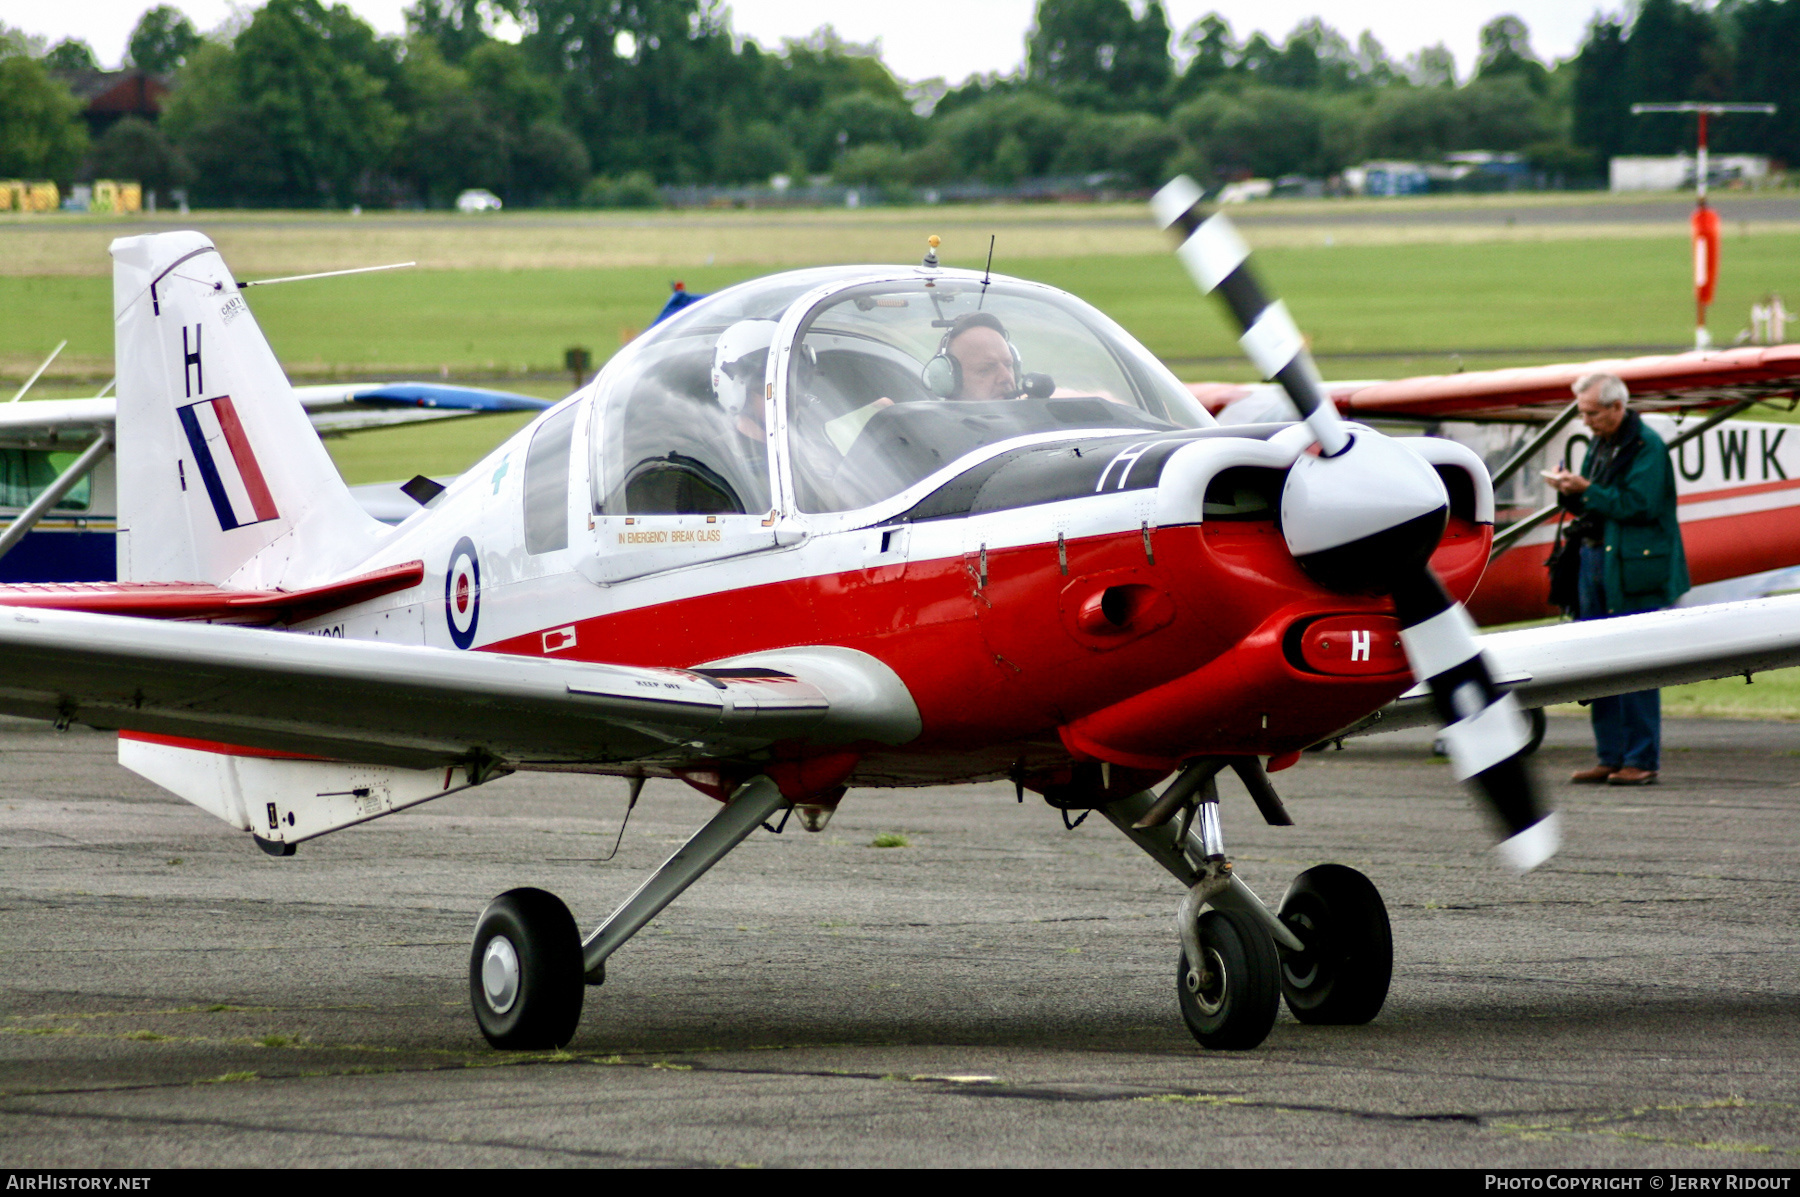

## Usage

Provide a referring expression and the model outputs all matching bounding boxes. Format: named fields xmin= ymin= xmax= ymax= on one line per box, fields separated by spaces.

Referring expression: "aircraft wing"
xmin=0 ymin=384 xmax=551 ymax=444
xmin=0 ymin=607 xmax=917 ymax=771
xmin=1353 ymin=594 xmax=1800 ymax=735
xmin=1333 ymin=345 xmax=1800 ymax=422
xmin=0 ymin=397 xmax=116 ymax=441
xmin=1192 ymin=345 xmax=1800 ymax=424
xmin=293 ymin=382 xmax=553 ymax=434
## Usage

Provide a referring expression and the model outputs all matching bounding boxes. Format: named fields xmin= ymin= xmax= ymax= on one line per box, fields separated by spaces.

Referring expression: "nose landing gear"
xmin=1104 ymin=763 xmax=1395 ymax=1050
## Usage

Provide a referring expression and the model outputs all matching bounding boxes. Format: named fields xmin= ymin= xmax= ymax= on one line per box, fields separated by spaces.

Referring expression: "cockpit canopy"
xmin=589 ymin=266 xmax=1210 ymax=521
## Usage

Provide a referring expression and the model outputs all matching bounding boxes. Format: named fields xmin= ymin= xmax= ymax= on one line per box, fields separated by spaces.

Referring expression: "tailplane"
xmin=110 ymin=231 xmax=384 ymax=587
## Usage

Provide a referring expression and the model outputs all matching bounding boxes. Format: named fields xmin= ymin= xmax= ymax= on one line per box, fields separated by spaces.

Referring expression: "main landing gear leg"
xmin=468 ymin=774 xmax=787 ymax=1050
xmin=580 ymin=774 xmax=789 ymax=983
xmin=1101 ymin=784 xmax=1304 ymax=955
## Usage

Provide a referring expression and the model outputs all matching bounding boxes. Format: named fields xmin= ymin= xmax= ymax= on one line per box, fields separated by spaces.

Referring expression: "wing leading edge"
xmin=1333 ymin=345 xmax=1800 ymax=422
xmin=0 ymin=607 xmax=918 ymax=772
xmin=1189 ymin=345 xmax=1800 ymax=424
xmin=1351 ymin=593 xmax=1800 ymax=736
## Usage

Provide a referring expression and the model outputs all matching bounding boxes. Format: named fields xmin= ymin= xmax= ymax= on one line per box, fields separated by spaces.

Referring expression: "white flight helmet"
xmin=711 ymin=319 xmax=779 ymax=418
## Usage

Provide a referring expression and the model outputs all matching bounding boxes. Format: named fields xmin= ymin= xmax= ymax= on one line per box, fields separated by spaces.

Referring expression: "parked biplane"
xmin=1 ymin=183 xmax=1798 ymax=1054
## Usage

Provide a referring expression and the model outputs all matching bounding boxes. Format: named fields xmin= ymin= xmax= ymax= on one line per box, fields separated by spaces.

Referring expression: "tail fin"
xmin=110 ymin=231 xmax=385 ymax=587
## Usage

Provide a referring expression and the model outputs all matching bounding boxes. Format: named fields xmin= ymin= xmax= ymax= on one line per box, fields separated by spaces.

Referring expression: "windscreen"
xmin=590 ymin=270 xmax=850 ymax=517
xmin=785 ymin=279 xmax=1208 ymax=513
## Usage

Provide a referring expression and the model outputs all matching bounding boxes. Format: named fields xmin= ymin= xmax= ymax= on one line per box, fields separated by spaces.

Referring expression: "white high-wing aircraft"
xmin=0 ymin=379 xmax=550 ymax=581
xmin=1 ymin=211 xmax=1797 ymax=1054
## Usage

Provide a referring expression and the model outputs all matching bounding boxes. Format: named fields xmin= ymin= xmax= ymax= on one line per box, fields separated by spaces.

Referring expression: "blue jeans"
xmin=1578 ymin=544 xmax=1660 ymax=770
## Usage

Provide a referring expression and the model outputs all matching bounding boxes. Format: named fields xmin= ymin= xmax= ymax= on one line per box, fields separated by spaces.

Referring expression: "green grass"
xmin=1027 ymin=233 xmax=1800 ymax=374
xmin=9 ymin=232 xmax=1799 ymax=387
xmin=0 ymin=265 xmax=771 ymax=385
xmin=1663 ymin=668 xmax=1800 ymax=720
xmin=323 ymin=411 xmax=543 ymax=485
xmin=1546 ymin=668 xmax=1800 ymax=721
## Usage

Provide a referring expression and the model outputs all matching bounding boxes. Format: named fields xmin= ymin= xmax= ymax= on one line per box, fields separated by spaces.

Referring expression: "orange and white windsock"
xmin=1693 ymin=204 xmax=1721 ymax=311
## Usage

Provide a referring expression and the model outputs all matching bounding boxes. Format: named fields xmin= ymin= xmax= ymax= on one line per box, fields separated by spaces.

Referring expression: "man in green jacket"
xmin=1545 ymin=372 xmax=1690 ymax=785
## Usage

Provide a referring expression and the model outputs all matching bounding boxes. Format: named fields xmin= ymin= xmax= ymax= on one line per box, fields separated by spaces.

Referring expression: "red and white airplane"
xmin=2 ymin=180 xmax=1798 ymax=1054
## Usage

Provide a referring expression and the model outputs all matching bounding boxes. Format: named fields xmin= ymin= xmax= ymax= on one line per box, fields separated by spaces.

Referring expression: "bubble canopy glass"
xmin=590 ymin=268 xmax=849 ymax=518
xmin=589 ymin=267 xmax=1208 ymax=520
xmin=783 ymin=275 xmax=1208 ymax=513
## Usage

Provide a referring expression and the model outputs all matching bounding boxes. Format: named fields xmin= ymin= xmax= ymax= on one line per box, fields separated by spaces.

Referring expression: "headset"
xmin=920 ymin=312 xmax=1023 ymax=399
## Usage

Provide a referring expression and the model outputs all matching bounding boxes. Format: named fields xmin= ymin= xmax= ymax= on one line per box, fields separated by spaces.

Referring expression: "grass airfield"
xmin=7 ymin=191 xmax=1800 ymax=386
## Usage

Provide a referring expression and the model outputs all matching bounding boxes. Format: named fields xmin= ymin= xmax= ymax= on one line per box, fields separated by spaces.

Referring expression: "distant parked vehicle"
xmin=456 ymin=189 xmax=503 ymax=213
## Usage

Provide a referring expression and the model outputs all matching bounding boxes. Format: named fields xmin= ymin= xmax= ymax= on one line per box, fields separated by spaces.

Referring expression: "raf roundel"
xmin=445 ymin=537 xmax=481 ymax=650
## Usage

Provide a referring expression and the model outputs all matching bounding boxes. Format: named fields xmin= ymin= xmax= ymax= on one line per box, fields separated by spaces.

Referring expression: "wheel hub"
xmin=481 ymin=935 xmax=521 ymax=1014
xmin=1189 ymin=946 xmax=1228 ymax=1016
xmin=1282 ymin=912 xmax=1321 ymax=989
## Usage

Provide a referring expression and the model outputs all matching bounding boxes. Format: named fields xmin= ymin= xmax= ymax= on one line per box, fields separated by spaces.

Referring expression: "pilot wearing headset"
xmin=922 ymin=312 xmax=1022 ymax=401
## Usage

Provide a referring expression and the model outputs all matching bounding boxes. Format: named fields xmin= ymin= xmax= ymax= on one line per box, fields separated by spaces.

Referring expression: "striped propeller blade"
xmin=1151 ymin=176 xmax=1557 ymax=871
xmin=1395 ymin=574 xmax=1558 ymax=870
xmin=1150 ymin=176 xmax=1349 ymax=457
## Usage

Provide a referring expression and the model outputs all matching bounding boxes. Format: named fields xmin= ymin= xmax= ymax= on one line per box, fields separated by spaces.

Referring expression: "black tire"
xmin=1522 ymin=706 xmax=1548 ymax=757
xmin=1277 ymin=864 xmax=1392 ymax=1025
xmin=470 ymin=887 xmax=584 ymax=1050
xmin=1176 ymin=906 xmax=1281 ymax=1050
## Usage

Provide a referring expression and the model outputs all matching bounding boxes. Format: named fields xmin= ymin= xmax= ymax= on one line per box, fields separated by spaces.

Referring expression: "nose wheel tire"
xmin=1276 ymin=863 xmax=1392 ymax=1025
xmin=1177 ymin=906 xmax=1281 ymax=1050
xmin=470 ymin=888 xmax=584 ymax=1049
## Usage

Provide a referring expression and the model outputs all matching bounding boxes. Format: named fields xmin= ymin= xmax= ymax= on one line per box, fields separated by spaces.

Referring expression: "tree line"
xmin=0 ymin=0 xmax=1795 ymax=210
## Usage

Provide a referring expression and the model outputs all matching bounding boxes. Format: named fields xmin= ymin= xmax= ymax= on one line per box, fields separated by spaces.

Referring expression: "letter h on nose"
xmin=1351 ymin=629 xmax=1371 ymax=662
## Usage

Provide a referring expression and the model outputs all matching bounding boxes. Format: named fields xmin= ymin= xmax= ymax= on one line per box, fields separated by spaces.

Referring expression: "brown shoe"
xmin=1569 ymin=765 xmax=1618 ymax=783
xmin=1607 ymin=767 xmax=1658 ymax=786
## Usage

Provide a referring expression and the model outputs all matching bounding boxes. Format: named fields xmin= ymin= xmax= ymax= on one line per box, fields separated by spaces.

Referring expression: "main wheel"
xmin=1277 ymin=864 xmax=1392 ymax=1025
xmin=1177 ymin=906 xmax=1281 ymax=1050
xmin=470 ymin=888 xmax=584 ymax=1049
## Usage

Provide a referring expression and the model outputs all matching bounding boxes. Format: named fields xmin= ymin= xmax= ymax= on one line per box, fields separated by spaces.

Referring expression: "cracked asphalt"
xmin=0 ymin=714 xmax=1796 ymax=1168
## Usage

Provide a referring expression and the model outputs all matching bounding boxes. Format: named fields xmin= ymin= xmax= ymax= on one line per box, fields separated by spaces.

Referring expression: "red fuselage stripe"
xmin=479 ymin=522 xmax=1491 ymax=760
